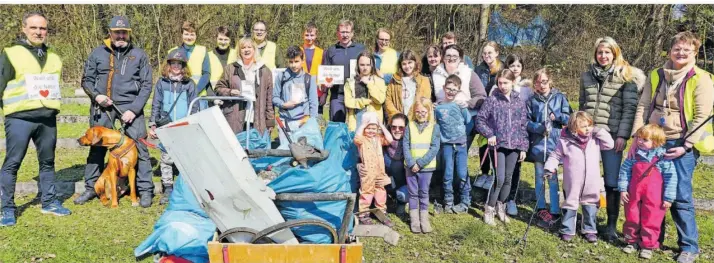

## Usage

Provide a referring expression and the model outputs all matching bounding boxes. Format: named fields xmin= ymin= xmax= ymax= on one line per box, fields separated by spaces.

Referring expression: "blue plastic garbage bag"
xmin=134 ymin=176 xmax=216 ymax=263
xmin=236 ymin=128 xmax=270 ymax=150
xmin=277 ymin=117 xmax=324 ymax=150
xmin=268 ymin=122 xmax=358 ymax=243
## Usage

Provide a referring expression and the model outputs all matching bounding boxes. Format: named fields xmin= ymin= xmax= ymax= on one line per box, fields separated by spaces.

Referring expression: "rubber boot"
xmin=603 ymin=188 xmax=620 ymax=241
xmin=409 ymin=209 xmax=421 ymax=233
xmin=419 ymin=210 xmax=433 ymax=233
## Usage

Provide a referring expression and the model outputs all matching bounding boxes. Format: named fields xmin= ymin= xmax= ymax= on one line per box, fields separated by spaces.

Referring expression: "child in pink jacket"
xmin=545 ymin=111 xmax=614 ymax=243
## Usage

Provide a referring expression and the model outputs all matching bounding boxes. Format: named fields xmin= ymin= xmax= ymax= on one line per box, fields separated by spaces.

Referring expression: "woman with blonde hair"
xmin=214 ymin=37 xmax=275 ymax=135
xmin=578 ymin=36 xmax=646 ymax=241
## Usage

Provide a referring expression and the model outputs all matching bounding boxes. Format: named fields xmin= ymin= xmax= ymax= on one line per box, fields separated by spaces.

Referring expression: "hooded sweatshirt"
xmin=272 ymin=68 xmax=319 ymax=121
xmin=0 ymin=40 xmax=57 ymax=119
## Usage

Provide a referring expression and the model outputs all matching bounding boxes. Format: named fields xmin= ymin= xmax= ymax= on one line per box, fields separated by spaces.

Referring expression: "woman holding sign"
xmin=344 ymin=50 xmax=387 ymax=131
xmin=385 ymin=50 xmax=431 ymax=120
xmin=215 ymin=37 xmax=275 ymax=135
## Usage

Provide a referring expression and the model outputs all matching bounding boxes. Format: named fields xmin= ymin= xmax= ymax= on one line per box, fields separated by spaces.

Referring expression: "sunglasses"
xmin=390 ymin=126 xmax=405 ymax=131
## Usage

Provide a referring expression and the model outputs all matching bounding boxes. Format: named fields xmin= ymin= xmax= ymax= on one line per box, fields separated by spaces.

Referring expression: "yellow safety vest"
xmin=169 ymin=45 xmax=208 ymax=96
xmin=650 ymin=67 xmax=714 ymax=154
xmin=407 ymin=122 xmax=437 ymax=169
xmin=2 ymin=45 xmax=62 ymax=116
xmin=378 ymin=48 xmax=399 ymax=75
xmin=257 ymin=41 xmax=277 ymax=70
xmin=300 ymin=46 xmax=323 ymax=76
xmin=208 ymin=48 xmax=237 ymax=88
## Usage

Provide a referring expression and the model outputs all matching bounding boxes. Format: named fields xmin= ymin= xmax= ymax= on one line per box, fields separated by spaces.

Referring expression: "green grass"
xmin=0 ymin=122 xmax=89 ymax=139
xmin=59 ymin=103 xmax=90 ymax=116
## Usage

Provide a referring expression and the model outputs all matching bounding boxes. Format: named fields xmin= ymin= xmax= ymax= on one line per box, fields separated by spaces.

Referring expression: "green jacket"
xmin=579 ymin=65 xmax=646 ymax=139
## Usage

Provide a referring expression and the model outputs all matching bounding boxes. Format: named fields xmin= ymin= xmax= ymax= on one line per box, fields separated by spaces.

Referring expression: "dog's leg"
xmin=95 ymin=175 xmax=110 ymax=207
xmin=128 ymin=166 xmax=138 ymax=207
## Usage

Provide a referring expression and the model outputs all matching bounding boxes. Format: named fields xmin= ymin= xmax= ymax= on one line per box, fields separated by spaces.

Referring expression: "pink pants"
xmin=623 ymin=156 xmax=666 ymax=249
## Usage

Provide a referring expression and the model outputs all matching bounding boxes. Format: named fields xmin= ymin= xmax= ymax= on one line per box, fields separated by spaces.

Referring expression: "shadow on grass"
xmin=18 ymin=164 xmax=84 ymax=216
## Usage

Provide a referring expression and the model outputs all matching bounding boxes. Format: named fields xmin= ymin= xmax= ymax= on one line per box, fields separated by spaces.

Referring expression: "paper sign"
xmin=349 ymin=59 xmax=357 ymax=79
xmin=25 ymin=74 xmax=61 ymax=100
xmin=240 ymin=80 xmax=256 ymax=101
xmin=317 ymin=65 xmax=344 ymax=85
xmin=290 ymin=83 xmax=307 ymax=103
xmin=272 ymin=68 xmax=286 ymax=84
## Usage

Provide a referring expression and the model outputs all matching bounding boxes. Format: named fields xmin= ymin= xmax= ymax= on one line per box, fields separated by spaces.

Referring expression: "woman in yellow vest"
xmin=300 ymin=22 xmax=325 ymax=113
xmin=403 ymin=97 xmax=440 ymax=234
xmin=252 ymin=20 xmax=277 ymax=70
xmin=631 ymin=31 xmax=714 ymax=262
xmin=168 ymin=21 xmax=210 ymax=109
xmin=374 ymin=28 xmax=399 ymax=85
xmin=344 ymin=50 xmax=387 ymax=131
xmin=208 ymin=26 xmax=237 ymax=88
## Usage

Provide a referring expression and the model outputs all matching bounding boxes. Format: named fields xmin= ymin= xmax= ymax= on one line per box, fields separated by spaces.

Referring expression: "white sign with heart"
xmin=25 ymin=74 xmax=61 ymax=100
xmin=317 ymin=65 xmax=344 ymax=85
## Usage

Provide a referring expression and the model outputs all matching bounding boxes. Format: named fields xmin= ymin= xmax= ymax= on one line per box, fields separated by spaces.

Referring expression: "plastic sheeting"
xmin=276 ymin=117 xmax=324 ymax=150
xmin=236 ymin=128 xmax=271 ymax=150
xmin=268 ymin=122 xmax=358 ymax=244
xmin=134 ymin=176 xmax=216 ymax=263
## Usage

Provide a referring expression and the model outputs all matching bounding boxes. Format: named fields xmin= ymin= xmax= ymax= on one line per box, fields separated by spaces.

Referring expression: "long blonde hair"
xmin=236 ymin=37 xmax=257 ymax=63
xmin=409 ymin=97 xmax=435 ymax=125
xmin=592 ymin=37 xmax=634 ymax=82
xmin=481 ymin=41 xmax=502 ymax=75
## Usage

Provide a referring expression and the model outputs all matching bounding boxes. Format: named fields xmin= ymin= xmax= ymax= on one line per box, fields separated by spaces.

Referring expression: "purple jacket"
xmin=475 ymin=89 xmax=529 ymax=151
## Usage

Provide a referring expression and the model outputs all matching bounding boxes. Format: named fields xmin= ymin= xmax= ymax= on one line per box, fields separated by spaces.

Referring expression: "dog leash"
xmin=106 ymin=104 xmax=157 ymax=149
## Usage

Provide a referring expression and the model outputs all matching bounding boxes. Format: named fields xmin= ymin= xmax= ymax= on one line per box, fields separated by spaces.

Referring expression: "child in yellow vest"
xmin=403 ymin=97 xmax=441 ymax=233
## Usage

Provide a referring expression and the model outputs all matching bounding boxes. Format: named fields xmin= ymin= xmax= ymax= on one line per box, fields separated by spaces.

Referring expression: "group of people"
xmin=1 ymin=11 xmax=713 ymax=263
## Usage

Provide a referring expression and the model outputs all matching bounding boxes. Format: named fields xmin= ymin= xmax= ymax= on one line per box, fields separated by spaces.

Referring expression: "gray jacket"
xmin=81 ymin=39 xmax=153 ymax=115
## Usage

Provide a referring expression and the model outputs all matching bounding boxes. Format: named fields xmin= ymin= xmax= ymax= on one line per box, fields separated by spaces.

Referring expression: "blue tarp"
xmin=268 ymin=122 xmax=358 ymax=244
xmin=488 ymin=11 xmax=548 ymax=47
xmin=134 ymin=176 xmax=216 ymax=263
xmin=236 ymin=128 xmax=271 ymax=150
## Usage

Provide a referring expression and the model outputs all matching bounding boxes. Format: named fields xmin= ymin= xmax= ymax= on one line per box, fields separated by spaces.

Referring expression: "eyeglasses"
xmin=444 ymin=54 xmax=460 ymax=59
xmin=672 ymin=48 xmax=694 ymax=55
xmin=390 ymin=126 xmax=405 ymax=131
xmin=445 ymin=88 xmax=460 ymax=93
xmin=536 ymin=80 xmax=550 ymax=86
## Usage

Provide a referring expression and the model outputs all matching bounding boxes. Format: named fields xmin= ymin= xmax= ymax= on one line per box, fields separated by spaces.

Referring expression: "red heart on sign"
xmin=39 ymin=90 xmax=50 ymax=98
xmin=325 ymin=77 xmax=333 ymax=84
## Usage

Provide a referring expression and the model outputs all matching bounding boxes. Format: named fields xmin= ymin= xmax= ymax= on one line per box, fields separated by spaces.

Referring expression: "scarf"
xmin=563 ymin=128 xmax=590 ymax=149
xmin=386 ymin=139 xmax=403 ymax=160
xmin=590 ymin=63 xmax=613 ymax=84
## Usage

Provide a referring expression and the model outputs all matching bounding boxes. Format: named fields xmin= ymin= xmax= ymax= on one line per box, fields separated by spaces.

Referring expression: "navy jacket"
xmin=525 ymin=88 xmax=572 ymax=162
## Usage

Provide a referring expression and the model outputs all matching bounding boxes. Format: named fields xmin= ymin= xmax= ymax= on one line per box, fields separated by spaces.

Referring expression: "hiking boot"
xmin=561 ymin=234 xmax=575 ymax=242
xmin=584 ymin=233 xmax=598 ymax=243
xmin=396 ymin=203 xmax=407 ymax=218
xmin=139 ymin=191 xmax=153 ymax=208
xmin=483 ymin=206 xmax=496 ymax=226
xmin=433 ymin=202 xmax=444 ymax=215
xmin=496 ymin=202 xmax=510 ymax=223
xmin=536 ymin=210 xmax=555 ymax=228
xmin=419 ymin=210 xmax=433 ymax=233
xmin=506 ymin=200 xmax=518 ymax=216
xmin=73 ymin=190 xmax=97 ymax=205
xmin=0 ymin=210 xmax=16 ymax=227
xmin=451 ymin=203 xmax=469 ymax=214
xmin=359 ymin=216 xmax=374 ymax=225
xmin=159 ymin=185 xmax=173 ymax=205
xmin=41 ymin=201 xmax=71 ymax=216
xmin=676 ymin=252 xmax=699 ymax=263
xmin=409 ymin=209 xmax=421 ymax=233
xmin=622 ymin=244 xmax=638 ymax=254
xmin=639 ymin=249 xmax=653 ymax=259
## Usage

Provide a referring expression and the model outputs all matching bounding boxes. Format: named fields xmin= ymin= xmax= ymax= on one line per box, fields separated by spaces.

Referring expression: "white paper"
xmin=272 ymin=68 xmax=286 ymax=84
xmin=317 ymin=65 xmax=345 ymax=85
xmin=290 ymin=83 xmax=306 ymax=103
xmin=240 ymin=80 xmax=256 ymax=101
xmin=25 ymin=74 xmax=61 ymax=100
xmin=349 ymin=59 xmax=357 ymax=79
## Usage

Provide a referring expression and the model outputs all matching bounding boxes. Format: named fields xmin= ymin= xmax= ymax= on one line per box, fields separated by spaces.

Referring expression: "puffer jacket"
xmin=474 ymin=60 xmax=504 ymax=95
xmin=475 ymin=88 xmax=529 ymax=151
xmin=579 ymin=65 xmax=646 ymax=139
xmin=525 ymin=88 xmax=571 ymax=162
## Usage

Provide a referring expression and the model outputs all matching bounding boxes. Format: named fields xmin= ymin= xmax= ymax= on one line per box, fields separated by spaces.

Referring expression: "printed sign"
xmin=290 ymin=83 xmax=307 ymax=103
xmin=25 ymin=74 xmax=61 ymax=100
xmin=317 ymin=65 xmax=344 ymax=85
xmin=240 ymin=80 xmax=256 ymax=101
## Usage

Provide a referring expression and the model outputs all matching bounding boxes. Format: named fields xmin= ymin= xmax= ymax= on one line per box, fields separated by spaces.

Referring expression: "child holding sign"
xmin=272 ymin=46 xmax=318 ymax=147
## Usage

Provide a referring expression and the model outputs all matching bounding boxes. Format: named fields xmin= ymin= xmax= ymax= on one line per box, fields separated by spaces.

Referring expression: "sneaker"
xmin=584 ymin=233 xmax=598 ymax=243
xmin=496 ymin=202 xmax=510 ymax=223
xmin=535 ymin=210 xmax=555 ymax=228
xmin=483 ymin=206 xmax=496 ymax=226
xmin=159 ymin=186 xmax=173 ymax=205
xmin=41 ymin=202 xmax=71 ymax=216
xmin=444 ymin=205 xmax=456 ymax=214
xmin=433 ymin=202 xmax=445 ymax=214
xmin=0 ymin=210 xmax=16 ymax=227
xmin=622 ymin=244 xmax=638 ymax=254
xmin=506 ymin=200 xmax=518 ymax=216
xmin=561 ymin=234 xmax=575 ymax=242
xmin=676 ymin=251 xmax=699 ymax=263
xmin=639 ymin=249 xmax=653 ymax=259
xmin=451 ymin=203 xmax=469 ymax=214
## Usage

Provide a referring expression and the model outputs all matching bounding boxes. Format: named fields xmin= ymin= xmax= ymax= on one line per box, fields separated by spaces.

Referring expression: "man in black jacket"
xmin=74 ymin=15 xmax=154 ymax=208
xmin=0 ymin=12 xmax=71 ymax=227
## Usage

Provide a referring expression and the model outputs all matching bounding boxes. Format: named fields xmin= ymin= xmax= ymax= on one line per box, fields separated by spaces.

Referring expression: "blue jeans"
xmin=1 ymin=116 xmax=58 ymax=211
xmin=534 ymin=162 xmax=560 ymax=214
xmin=601 ymin=147 xmax=623 ymax=190
xmin=442 ymin=143 xmax=471 ymax=206
xmin=659 ymin=140 xmax=699 ymax=253
xmin=561 ymin=205 xmax=598 ymax=235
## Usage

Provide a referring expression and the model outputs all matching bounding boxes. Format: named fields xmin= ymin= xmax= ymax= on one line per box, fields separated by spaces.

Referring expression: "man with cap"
xmin=74 ymin=15 xmax=154 ymax=207
xmin=0 ymin=11 xmax=71 ymax=227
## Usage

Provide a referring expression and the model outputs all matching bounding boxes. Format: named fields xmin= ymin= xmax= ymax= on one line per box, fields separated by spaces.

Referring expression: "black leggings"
xmin=487 ymin=148 xmax=520 ymax=207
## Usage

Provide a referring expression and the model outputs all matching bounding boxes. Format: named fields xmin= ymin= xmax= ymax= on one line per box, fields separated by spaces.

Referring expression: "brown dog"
xmin=78 ymin=126 xmax=139 ymax=208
